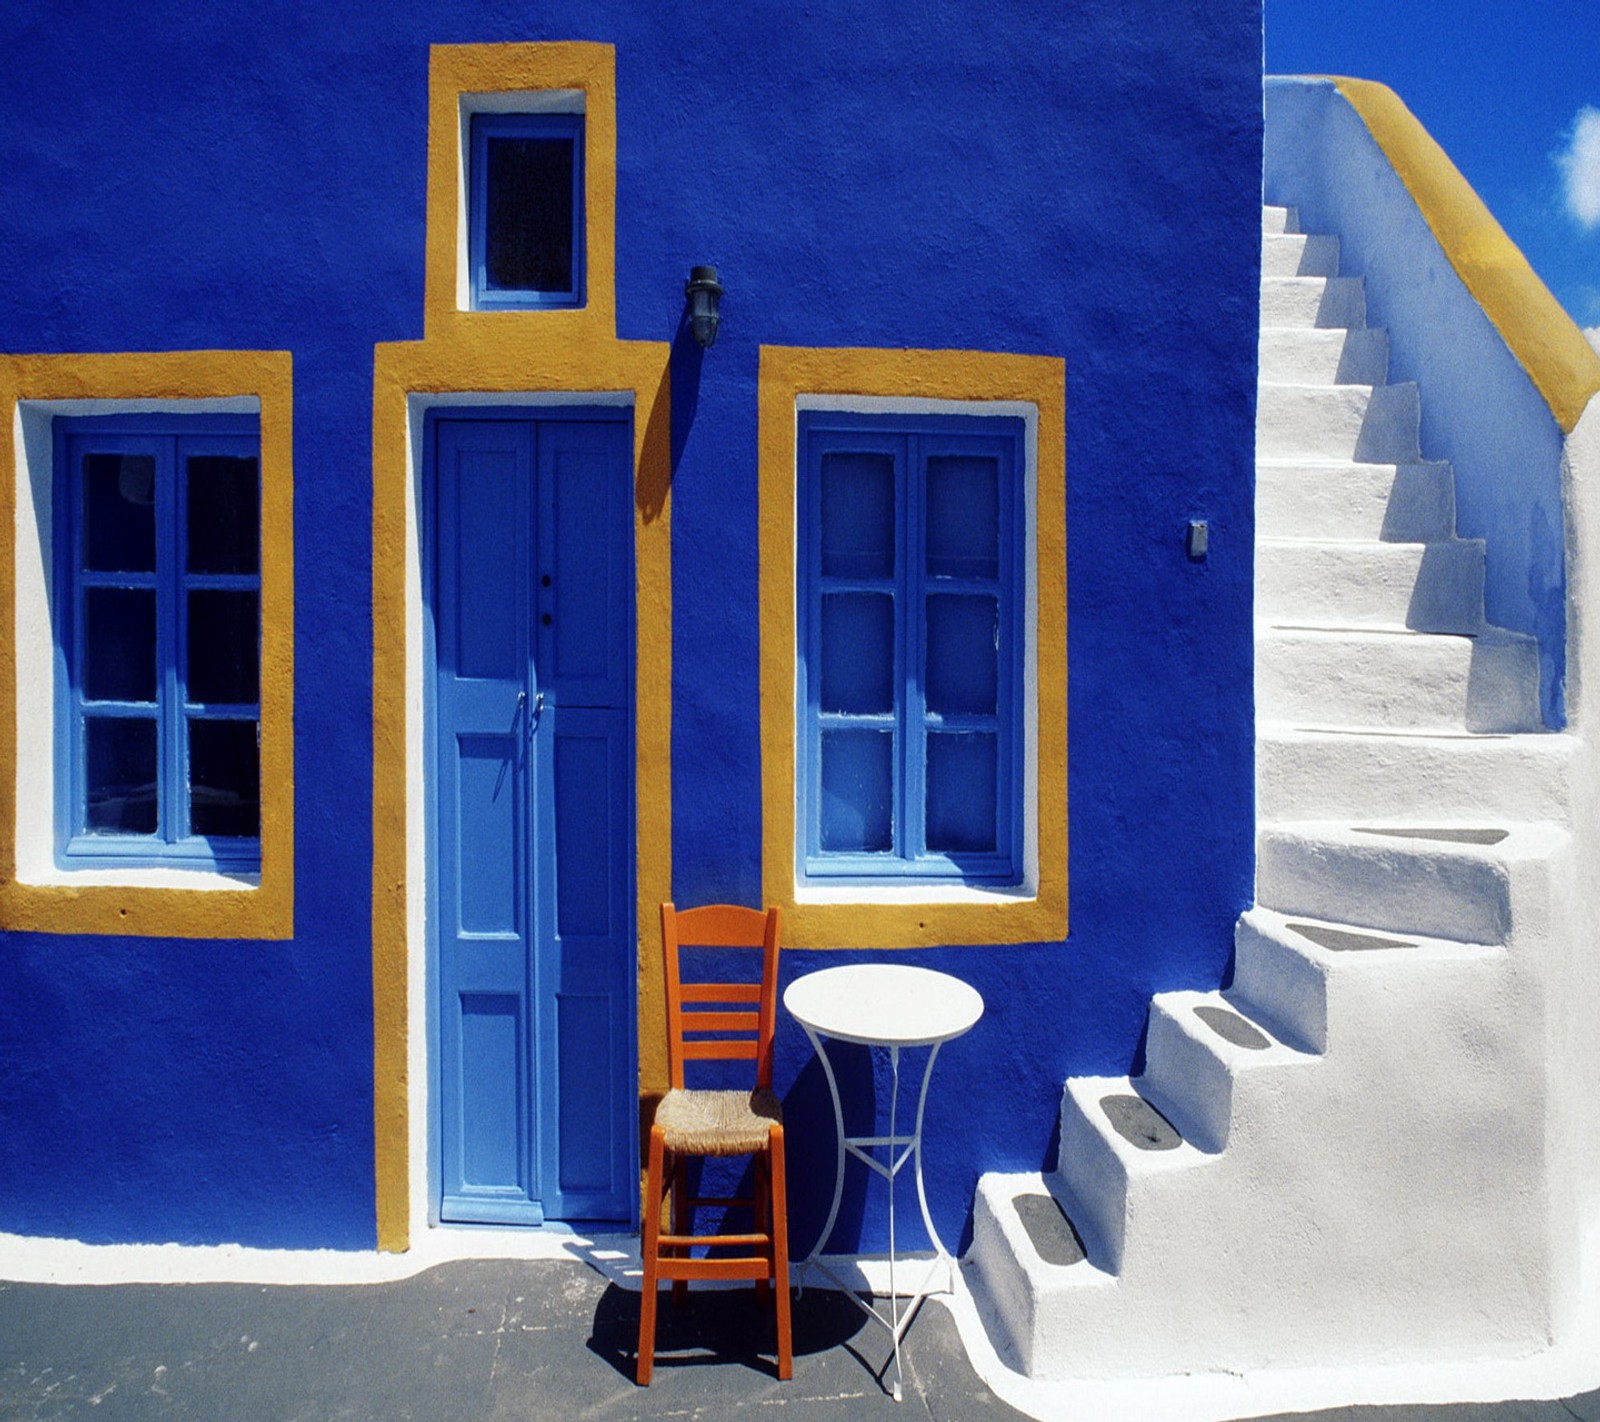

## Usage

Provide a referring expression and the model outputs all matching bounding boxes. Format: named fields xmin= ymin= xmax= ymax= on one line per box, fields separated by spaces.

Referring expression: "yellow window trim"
xmin=426 ymin=42 xmax=617 ymax=338
xmin=758 ymin=345 xmax=1067 ymax=949
xmin=0 ymin=349 xmax=295 ymax=940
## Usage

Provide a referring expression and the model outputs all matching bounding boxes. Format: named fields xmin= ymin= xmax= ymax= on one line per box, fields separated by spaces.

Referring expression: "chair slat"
xmin=681 ymin=983 xmax=761 ymax=1004
xmin=683 ymin=1040 xmax=758 ymax=1060
xmin=653 ymin=1257 xmax=771 ymax=1282
xmin=681 ymin=1010 xmax=759 ymax=1034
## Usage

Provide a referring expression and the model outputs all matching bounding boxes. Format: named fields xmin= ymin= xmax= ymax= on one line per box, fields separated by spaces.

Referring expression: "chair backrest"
xmin=661 ymin=903 xmax=781 ymax=1091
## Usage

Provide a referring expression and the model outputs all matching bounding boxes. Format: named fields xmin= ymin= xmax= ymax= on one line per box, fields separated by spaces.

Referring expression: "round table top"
xmin=783 ymin=963 xmax=984 ymax=1047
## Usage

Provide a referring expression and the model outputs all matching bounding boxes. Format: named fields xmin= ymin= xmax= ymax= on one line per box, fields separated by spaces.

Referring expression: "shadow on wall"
xmin=635 ymin=312 xmax=707 ymax=525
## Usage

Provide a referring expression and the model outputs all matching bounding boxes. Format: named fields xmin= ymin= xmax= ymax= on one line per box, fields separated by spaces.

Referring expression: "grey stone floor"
xmin=0 ymin=1259 xmax=1596 ymax=1421
xmin=0 ymin=1258 xmax=1021 ymax=1420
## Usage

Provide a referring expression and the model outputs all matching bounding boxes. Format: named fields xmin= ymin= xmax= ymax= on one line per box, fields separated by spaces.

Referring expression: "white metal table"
xmin=783 ymin=963 xmax=984 ymax=1401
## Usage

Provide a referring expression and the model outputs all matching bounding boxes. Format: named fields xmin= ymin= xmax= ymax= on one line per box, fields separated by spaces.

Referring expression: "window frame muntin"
xmin=53 ymin=411 xmax=261 ymax=871
xmin=468 ymin=110 xmax=586 ymax=311
xmin=797 ymin=407 xmax=1025 ymax=886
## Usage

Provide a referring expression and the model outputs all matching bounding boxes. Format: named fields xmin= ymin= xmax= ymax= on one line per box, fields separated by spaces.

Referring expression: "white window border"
xmin=12 ymin=396 xmax=262 ymax=890
xmin=454 ymin=89 xmax=586 ymax=313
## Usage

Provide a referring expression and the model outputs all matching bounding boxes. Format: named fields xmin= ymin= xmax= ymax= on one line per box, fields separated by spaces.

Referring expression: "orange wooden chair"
xmin=637 ymin=902 xmax=792 ymax=1385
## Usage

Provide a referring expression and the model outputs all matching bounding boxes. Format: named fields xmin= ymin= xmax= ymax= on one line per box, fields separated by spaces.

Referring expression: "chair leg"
xmin=670 ymin=1158 xmax=689 ymax=1307
xmin=637 ymin=1128 xmax=667 ymax=1386
xmin=769 ymin=1126 xmax=793 ymax=1381
xmin=754 ymin=1158 xmax=771 ymax=1305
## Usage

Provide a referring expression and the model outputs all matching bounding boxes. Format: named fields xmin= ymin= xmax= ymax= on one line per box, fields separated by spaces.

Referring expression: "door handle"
xmin=528 ymin=691 xmax=545 ymax=740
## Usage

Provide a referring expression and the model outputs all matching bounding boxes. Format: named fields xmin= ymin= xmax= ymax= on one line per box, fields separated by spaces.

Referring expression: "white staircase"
xmin=963 ymin=205 xmax=1576 ymax=1381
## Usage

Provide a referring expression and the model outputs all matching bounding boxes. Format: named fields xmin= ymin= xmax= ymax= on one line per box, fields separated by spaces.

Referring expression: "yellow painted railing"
xmin=1329 ymin=76 xmax=1600 ymax=434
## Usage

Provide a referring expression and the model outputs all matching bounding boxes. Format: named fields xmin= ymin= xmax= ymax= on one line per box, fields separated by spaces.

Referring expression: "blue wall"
xmin=0 ymin=0 xmax=1261 ymax=1250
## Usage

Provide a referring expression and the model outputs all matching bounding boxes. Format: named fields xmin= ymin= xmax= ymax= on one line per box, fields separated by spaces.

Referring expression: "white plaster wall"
xmin=1553 ymin=393 xmax=1600 ymax=1289
xmin=1264 ymin=80 xmax=1570 ymax=726
xmin=968 ymin=837 xmax=1574 ymax=1382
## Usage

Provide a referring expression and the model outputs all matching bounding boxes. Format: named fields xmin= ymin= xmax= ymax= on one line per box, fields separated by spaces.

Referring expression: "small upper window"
xmin=54 ymin=414 xmax=261 ymax=870
xmin=797 ymin=410 xmax=1025 ymax=885
xmin=469 ymin=112 xmax=584 ymax=309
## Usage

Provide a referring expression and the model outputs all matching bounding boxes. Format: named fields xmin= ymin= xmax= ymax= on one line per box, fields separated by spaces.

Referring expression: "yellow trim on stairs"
xmin=1327 ymin=76 xmax=1600 ymax=434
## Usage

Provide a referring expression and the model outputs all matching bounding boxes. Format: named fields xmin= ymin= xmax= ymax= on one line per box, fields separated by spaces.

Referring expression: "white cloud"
xmin=1558 ymin=107 xmax=1600 ymax=229
xmin=1587 ymin=327 xmax=1600 ymax=356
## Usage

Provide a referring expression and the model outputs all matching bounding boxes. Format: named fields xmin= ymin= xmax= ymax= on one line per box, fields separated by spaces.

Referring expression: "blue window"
xmin=798 ymin=410 xmax=1025 ymax=884
xmin=54 ymin=415 xmax=261 ymax=869
xmin=469 ymin=112 xmax=585 ymax=310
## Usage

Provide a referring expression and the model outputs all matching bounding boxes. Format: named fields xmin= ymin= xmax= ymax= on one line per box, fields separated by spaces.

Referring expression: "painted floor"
xmin=0 ymin=1258 xmax=1596 ymax=1422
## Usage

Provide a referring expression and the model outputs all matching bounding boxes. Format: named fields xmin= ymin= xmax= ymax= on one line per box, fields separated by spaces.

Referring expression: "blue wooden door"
xmin=432 ymin=409 xmax=634 ymax=1226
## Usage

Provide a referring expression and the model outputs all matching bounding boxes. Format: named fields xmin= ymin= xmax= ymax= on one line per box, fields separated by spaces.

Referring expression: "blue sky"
xmin=1266 ymin=0 xmax=1600 ymax=339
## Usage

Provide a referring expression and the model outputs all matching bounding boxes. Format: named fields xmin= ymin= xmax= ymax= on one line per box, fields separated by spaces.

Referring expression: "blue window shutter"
xmin=798 ymin=410 xmax=1025 ymax=885
xmin=469 ymin=112 xmax=585 ymax=311
xmin=54 ymin=414 xmax=261 ymax=871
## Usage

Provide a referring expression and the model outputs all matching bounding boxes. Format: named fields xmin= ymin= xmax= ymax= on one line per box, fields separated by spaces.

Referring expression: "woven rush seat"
xmin=655 ymin=1087 xmax=782 ymax=1155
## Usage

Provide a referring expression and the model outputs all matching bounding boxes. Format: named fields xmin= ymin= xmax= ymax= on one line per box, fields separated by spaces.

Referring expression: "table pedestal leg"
xmin=795 ymin=1027 xmax=953 ymax=1402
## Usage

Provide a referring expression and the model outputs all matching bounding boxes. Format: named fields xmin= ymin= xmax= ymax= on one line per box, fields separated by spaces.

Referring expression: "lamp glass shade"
xmin=685 ymin=266 xmax=722 ymax=348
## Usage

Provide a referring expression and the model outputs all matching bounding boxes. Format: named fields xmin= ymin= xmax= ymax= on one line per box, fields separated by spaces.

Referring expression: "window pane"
xmin=926 ymin=455 xmax=999 ymax=580
xmin=820 ymin=451 xmax=895 ymax=578
xmin=187 ymin=455 xmax=259 ymax=574
xmin=819 ymin=729 xmax=893 ymax=852
xmin=189 ymin=718 xmax=260 ymax=838
xmin=486 ymin=135 xmax=575 ymax=292
xmin=82 ymin=588 xmax=157 ymax=702
xmin=84 ymin=717 xmax=158 ymax=834
xmin=82 ymin=453 xmax=156 ymax=572
xmin=820 ymin=592 xmax=894 ymax=713
xmin=925 ymin=594 xmax=998 ymax=716
xmin=188 ymin=590 xmax=259 ymax=704
xmin=926 ymin=731 xmax=997 ymax=853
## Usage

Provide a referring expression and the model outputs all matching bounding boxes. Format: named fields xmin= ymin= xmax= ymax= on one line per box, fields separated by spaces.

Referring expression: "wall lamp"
xmin=685 ymin=265 xmax=723 ymax=348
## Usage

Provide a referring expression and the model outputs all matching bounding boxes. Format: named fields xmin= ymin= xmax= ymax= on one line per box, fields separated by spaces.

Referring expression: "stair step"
xmin=959 ymin=199 xmax=1582 ymax=1387
xmin=1255 ymin=820 xmax=1564 ymax=946
xmin=1260 ymin=275 xmax=1367 ymax=329
xmin=1259 ymin=325 xmax=1388 ymax=385
xmin=1140 ymin=990 xmax=1311 ymax=1153
xmin=966 ymin=200 xmax=1579 ymax=1389
xmin=1262 ymin=204 xmax=1300 ymax=234
xmin=966 ymin=1172 xmax=1117 ymax=1377
xmin=1256 ymin=458 xmax=1455 ymax=542
xmin=1013 ymin=1190 xmax=1088 ymax=1266
xmin=1257 ymin=723 xmax=1576 ymax=821
xmin=1256 ymin=382 xmax=1420 ymax=463
xmin=1256 ymin=537 xmax=1484 ymax=632
xmin=1231 ymin=905 xmax=1502 ymax=1054
xmin=1256 ymin=623 xmax=1541 ymax=732
xmin=1056 ymin=1076 xmax=1207 ymax=1274
xmin=1261 ymin=230 xmax=1339 ymax=278
xmin=1102 ymin=1092 xmax=1182 ymax=1150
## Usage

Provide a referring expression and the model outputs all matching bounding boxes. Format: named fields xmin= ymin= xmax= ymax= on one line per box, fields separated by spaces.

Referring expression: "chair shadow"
xmin=587 ymin=1279 xmax=882 ymax=1384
